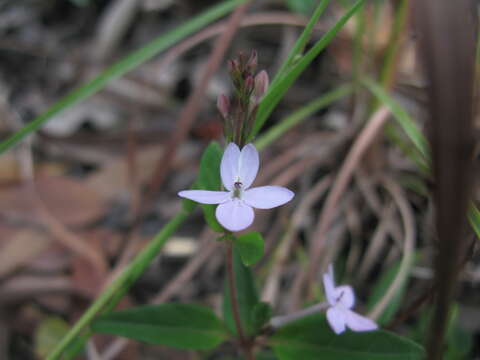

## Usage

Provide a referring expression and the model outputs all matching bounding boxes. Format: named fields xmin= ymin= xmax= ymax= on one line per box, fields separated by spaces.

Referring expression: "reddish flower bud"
xmin=246 ymin=50 xmax=258 ymax=73
xmin=217 ymin=94 xmax=230 ymax=119
xmin=245 ymin=75 xmax=255 ymax=95
xmin=253 ymin=70 xmax=269 ymax=102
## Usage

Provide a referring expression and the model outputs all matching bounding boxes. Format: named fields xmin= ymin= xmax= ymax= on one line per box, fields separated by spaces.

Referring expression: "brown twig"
xmin=294 ymin=106 xmax=391 ymax=307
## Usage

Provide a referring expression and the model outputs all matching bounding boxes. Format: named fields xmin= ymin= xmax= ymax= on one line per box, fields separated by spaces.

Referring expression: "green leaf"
xmin=285 ymin=0 xmax=318 ymax=15
xmin=92 ymin=303 xmax=228 ymax=350
xmin=366 ymin=257 xmax=414 ymax=325
xmin=0 ymin=0 xmax=247 ymax=154
xmin=410 ymin=304 xmax=473 ymax=359
xmin=251 ymin=302 xmax=273 ymax=333
xmin=362 ymin=78 xmax=430 ymax=163
xmin=468 ymin=203 xmax=480 ymax=240
xmin=35 ymin=317 xmax=73 ymax=359
xmin=251 ymin=0 xmax=364 ymax=139
xmin=272 ymin=0 xmax=331 ymax=89
xmin=223 ymin=247 xmax=259 ymax=336
xmin=196 ymin=142 xmax=225 ymax=232
xmin=235 ymin=232 xmax=265 ymax=266
xmin=269 ymin=313 xmax=425 ymax=360
xmin=47 ymin=210 xmax=193 ymax=360
xmin=197 ymin=142 xmax=223 ymax=190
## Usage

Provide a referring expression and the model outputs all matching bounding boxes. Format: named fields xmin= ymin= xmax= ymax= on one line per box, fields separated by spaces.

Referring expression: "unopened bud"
xmin=246 ymin=50 xmax=258 ymax=73
xmin=217 ymin=94 xmax=230 ymax=119
xmin=245 ymin=75 xmax=255 ymax=95
xmin=228 ymin=59 xmax=239 ymax=74
xmin=253 ymin=70 xmax=269 ymax=101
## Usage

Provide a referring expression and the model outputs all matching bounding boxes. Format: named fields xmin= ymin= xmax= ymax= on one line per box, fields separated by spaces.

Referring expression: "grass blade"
xmin=255 ymin=84 xmax=353 ymax=151
xmin=251 ymin=0 xmax=365 ymax=139
xmin=270 ymin=0 xmax=331 ymax=88
xmin=0 ymin=0 xmax=246 ymax=154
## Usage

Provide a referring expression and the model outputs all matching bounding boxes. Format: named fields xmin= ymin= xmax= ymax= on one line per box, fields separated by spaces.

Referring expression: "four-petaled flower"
xmin=323 ymin=264 xmax=378 ymax=334
xmin=178 ymin=143 xmax=294 ymax=232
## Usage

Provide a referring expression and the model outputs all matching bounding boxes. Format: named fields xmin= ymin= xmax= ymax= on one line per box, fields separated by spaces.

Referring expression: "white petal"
xmin=215 ymin=199 xmax=254 ymax=232
xmin=220 ymin=143 xmax=240 ymax=191
xmin=178 ymin=190 xmax=230 ymax=204
xmin=334 ymin=285 xmax=355 ymax=309
xmin=242 ymin=186 xmax=294 ymax=209
xmin=323 ymin=271 xmax=336 ymax=306
xmin=345 ymin=310 xmax=378 ymax=332
xmin=326 ymin=307 xmax=347 ymax=335
xmin=238 ymin=143 xmax=259 ymax=188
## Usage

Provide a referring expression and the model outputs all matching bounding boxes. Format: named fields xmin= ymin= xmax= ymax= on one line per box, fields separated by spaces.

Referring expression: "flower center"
xmin=233 ymin=181 xmax=243 ymax=198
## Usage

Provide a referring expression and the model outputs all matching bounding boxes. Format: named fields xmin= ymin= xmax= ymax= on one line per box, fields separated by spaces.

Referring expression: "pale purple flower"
xmin=178 ymin=143 xmax=294 ymax=232
xmin=323 ymin=265 xmax=378 ymax=335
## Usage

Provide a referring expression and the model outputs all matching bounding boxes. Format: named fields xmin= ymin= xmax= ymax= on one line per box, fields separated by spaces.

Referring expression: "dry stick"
xmin=356 ymin=203 xmax=395 ymax=281
xmin=262 ymin=176 xmax=332 ymax=304
xmin=368 ymin=176 xmax=415 ymax=320
xmin=291 ymin=106 xmax=391 ymax=309
xmin=34 ymin=198 xmax=107 ymax=274
xmin=155 ymin=12 xmax=315 ymax=73
xmin=270 ymin=302 xmax=329 ymax=330
xmin=152 ymin=231 xmax=218 ymax=304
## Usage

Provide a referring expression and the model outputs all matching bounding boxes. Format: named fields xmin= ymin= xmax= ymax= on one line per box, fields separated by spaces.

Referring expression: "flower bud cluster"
xmin=217 ymin=51 xmax=269 ymax=146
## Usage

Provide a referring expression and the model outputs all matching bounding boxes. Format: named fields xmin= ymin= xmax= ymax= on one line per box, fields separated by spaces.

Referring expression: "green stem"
xmin=379 ymin=0 xmax=409 ymax=89
xmin=47 ymin=209 xmax=192 ymax=360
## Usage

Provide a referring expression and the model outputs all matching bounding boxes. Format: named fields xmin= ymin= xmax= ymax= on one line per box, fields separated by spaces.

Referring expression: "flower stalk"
xmin=226 ymin=240 xmax=255 ymax=360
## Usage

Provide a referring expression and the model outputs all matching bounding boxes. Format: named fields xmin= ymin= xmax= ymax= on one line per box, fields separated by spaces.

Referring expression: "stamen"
xmin=233 ymin=182 xmax=242 ymax=198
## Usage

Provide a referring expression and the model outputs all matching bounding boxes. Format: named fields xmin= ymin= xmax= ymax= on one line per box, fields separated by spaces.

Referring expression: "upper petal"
xmin=220 ymin=143 xmax=240 ymax=191
xmin=323 ymin=270 xmax=336 ymax=306
xmin=178 ymin=190 xmax=230 ymax=204
xmin=334 ymin=285 xmax=355 ymax=309
xmin=326 ymin=307 xmax=347 ymax=335
xmin=242 ymin=186 xmax=294 ymax=209
xmin=345 ymin=310 xmax=378 ymax=332
xmin=215 ymin=199 xmax=254 ymax=232
xmin=238 ymin=143 xmax=259 ymax=188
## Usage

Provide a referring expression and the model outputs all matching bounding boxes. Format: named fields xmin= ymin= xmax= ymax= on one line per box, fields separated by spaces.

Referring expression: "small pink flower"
xmin=323 ymin=265 xmax=378 ymax=335
xmin=178 ymin=143 xmax=294 ymax=232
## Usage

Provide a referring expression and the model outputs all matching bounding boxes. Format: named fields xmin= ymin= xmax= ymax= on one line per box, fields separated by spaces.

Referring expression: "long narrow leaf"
xmin=255 ymin=84 xmax=353 ymax=151
xmin=251 ymin=0 xmax=364 ymax=138
xmin=46 ymin=209 xmax=192 ymax=360
xmin=363 ymin=78 xmax=429 ymax=160
xmin=0 ymin=0 xmax=246 ymax=154
xmin=271 ymin=0 xmax=331 ymax=88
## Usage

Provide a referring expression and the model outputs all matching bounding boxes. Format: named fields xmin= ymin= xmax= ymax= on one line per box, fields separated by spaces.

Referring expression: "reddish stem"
xmin=226 ymin=241 xmax=255 ymax=360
